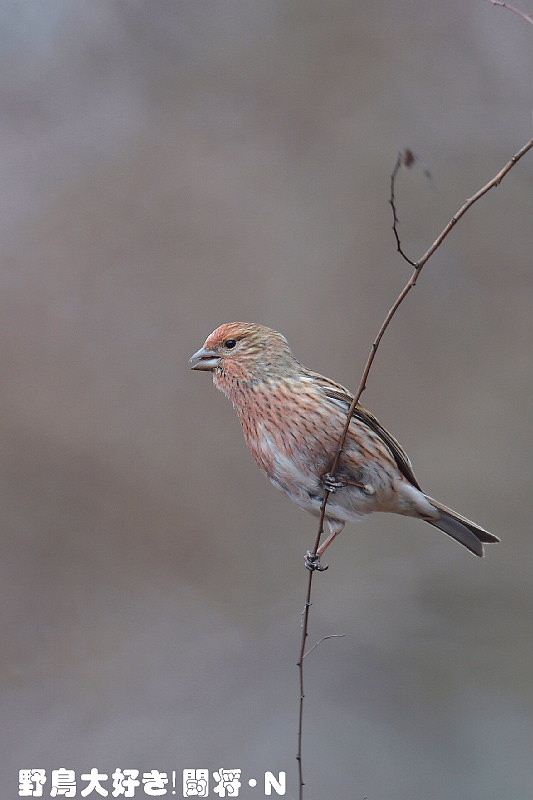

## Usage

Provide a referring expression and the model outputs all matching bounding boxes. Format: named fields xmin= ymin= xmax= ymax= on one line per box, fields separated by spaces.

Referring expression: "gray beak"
xmin=189 ymin=346 xmax=221 ymax=371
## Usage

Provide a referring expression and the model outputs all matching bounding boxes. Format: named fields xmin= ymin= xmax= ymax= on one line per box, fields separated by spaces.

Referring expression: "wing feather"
xmin=319 ymin=382 xmax=421 ymax=490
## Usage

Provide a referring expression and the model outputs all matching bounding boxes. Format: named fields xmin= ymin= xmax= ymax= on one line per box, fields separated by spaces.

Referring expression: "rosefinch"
xmin=190 ymin=322 xmax=499 ymax=570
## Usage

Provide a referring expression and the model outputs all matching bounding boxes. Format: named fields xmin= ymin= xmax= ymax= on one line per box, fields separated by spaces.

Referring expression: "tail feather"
xmin=424 ymin=496 xmax=500 ymax=557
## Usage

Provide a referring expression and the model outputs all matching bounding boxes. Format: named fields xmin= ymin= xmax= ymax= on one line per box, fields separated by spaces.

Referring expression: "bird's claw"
xmin=321 ymin=472 xmax=346 ymax=493
xmin=305 ymin=550 xmax=329 ymax=572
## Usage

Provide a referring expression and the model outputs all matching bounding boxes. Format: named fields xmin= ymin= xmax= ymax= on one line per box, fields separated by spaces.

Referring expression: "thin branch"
xmin=296 ymin=575 xmax=312 ymax=796
xmin=409 ymin=137 xmax=533 ymax=271
xmin=304 ymin=634 xmax=346 ymax=660
xmin=485 ymin=0 xmax=533 ymax=23
xmin=296 ymin=136 xmax=533 ymax=800
xmin=328 ymin=136 xmax=533 ymax=489
xmin=390 ymin=149 xmax=428 ymax=266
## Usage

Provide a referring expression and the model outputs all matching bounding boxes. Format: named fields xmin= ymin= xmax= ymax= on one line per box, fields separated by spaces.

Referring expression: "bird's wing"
xmin=320 ymin=384 xmax=421 ymax=490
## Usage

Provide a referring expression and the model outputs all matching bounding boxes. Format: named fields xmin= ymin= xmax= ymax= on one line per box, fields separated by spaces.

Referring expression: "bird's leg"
xmin=321 ymin=472 xmax=367 ymax=493
xmin=321 ymin=472 xmax=347 ymax=493
xmin=304 ymin=524 xmax=345 ymax=572
xmin=305 ymin=550 xmax=329 ymax=572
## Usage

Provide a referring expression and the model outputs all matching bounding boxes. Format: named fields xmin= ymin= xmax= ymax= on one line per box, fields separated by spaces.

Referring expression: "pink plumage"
xmin=190 ymin=322 xmax=499 ymax=569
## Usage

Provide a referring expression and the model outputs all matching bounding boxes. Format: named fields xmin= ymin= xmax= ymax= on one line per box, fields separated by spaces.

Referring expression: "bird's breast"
xmin=236 ymin=397 xmax=328 ymax=499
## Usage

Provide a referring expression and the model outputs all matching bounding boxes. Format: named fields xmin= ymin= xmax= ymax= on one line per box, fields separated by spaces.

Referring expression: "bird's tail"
xmin=423 ymin=495 xmax=500 ymax=557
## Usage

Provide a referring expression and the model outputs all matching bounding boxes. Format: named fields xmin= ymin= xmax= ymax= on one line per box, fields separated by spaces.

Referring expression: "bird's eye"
xmin=224 ymin=339 xmax=237 ymax=349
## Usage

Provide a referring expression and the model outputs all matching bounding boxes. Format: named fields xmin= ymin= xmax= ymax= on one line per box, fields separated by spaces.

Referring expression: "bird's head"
xmin=189 ymin=322 xmax=295 ymax=383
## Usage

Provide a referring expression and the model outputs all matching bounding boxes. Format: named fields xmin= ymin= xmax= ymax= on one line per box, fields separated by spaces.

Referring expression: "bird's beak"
xmin=189 ymin=346 xmax=221 ymax=371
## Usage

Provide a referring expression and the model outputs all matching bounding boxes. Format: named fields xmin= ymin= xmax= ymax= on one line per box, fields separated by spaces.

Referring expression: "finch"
xmin=190 ymin=322 xmax=499 ymax=569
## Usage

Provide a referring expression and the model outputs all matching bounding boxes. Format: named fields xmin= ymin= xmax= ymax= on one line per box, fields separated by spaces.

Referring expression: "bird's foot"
xmin=305 ymin=550 xmax=329 ymax=572
xmin=320 ymin=472 xmax=347 ymax=493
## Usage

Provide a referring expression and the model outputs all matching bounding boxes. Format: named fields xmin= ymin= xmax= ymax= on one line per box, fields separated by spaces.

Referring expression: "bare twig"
xmin=328 ymin=136 xmax=533 ymax=492
xmin=296 ymin=136 xmax=533 ymax=800
xmin=296 ymin=565 xmax=317 ymax=794
xmin=304 ymin=634 xmax=346 ymax=660
xmin=485 ymin=0 xmax=533 ymax=23
xmin=390 ymin=148 xmax=432 ymax=266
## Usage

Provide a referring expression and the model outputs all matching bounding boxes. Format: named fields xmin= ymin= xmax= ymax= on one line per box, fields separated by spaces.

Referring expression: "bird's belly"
xmin=325 ymin=489 xmax=386 ymax=522
xmin=268 ymin=468 xmax=387 ymax=523
xmin=244 ymin=416 xmax=399 ymax=521
xmin=266 ymin=449 xmax=323 ymax=503
xmin=265 ymin=450 xmax=394 ymax=522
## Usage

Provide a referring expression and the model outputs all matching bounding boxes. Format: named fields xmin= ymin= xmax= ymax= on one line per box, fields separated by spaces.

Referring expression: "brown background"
xmin=1 ymin=2 xmax=531 ymax=798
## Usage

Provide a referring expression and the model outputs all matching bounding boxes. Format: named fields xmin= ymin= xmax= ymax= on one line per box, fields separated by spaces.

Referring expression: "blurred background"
xmin=1 ymin=2 xmax=531 ymax=798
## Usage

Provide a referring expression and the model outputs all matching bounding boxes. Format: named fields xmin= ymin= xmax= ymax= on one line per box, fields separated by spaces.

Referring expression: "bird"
xmin=189 ymin=322 xmax=499 ymax=570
